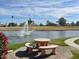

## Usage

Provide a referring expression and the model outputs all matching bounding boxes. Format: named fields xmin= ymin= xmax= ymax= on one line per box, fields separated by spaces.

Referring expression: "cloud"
xmin=0 ymin=0 xmax=79 ymax=19
xmin=42 ymin=6 xmax=79 ymax=18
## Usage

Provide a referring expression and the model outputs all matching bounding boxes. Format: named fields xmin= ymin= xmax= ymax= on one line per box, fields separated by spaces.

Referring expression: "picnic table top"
xmin=34 ymin=38 xmax=50 ymax=42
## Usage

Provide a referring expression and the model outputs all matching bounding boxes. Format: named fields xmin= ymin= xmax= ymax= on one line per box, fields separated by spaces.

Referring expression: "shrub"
xmin=0 ymin=32 xmax=9 ymax=56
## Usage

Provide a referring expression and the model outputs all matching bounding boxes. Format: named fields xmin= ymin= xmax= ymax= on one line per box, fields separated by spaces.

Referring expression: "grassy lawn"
xmin=72 ymin=53 xmax=79 ymax=59
xmin=71 ymin=39 xmax=79 ymax=59
xmin=49 ymin=38 xmax=67 ymax=46
xmin=32 ymin=26 xmax=79 ymax=31
xmin=7 ymin=42 xmax=26 ymax=50
xmin=74 ymin=39 xmax=79 ymax=44
xmin=1 ymin=26 xmax=79 ymax=31
xmin=7 ymin=38 xmax=67 ymax=50
xmin=71 ymin=50 xmax=79 ymax=59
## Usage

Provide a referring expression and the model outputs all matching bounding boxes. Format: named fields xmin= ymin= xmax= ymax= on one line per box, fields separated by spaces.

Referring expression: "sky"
xmin=0 ymin=0 xmax=79 ymax=24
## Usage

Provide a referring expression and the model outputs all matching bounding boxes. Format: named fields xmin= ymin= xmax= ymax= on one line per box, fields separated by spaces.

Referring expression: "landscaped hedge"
xmin=0 ymin=32 xmax=9 ymax=57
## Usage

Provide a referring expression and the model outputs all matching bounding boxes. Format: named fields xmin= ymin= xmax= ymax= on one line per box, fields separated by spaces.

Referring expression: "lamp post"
xmin=11 ymin=16 xmax=14 ymax=27
xmin=12 ymin=16 xmax=13 ymax=22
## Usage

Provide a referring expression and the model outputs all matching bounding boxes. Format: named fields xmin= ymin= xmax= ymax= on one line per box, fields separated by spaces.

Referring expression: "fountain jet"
xmin=20 ymin=21 xmax=33 ymax=36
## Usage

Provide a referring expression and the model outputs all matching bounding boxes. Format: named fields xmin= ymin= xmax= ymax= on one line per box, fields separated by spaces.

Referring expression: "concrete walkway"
xmin=6 ymin=46 xmax=73 ymax=59
xmin=65 ymin=37 xmax=79 ymax=49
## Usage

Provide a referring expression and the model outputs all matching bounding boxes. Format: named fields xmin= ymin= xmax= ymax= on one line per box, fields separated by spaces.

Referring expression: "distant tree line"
xmin=39 ymin=17 xmax=79 ymax=26
xmin=0 ymin=17 xmax=79 ymax=27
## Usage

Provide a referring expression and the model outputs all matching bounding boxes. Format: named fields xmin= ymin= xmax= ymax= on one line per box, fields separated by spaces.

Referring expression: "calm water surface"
xmin=3 ymin=31 xmax=79 ymax=43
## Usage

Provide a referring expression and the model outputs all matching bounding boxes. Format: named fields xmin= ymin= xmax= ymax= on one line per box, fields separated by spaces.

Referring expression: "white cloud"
xmin=38 ymin=6 xmax=79 ymax=18
xmin=0 ymin=8 xmax=10 ymax=15
xmin=0 ymin=0 xmax=79 ymax=18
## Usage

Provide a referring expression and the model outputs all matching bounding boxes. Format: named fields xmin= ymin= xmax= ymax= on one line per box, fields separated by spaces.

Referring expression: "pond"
xmin=3 ymin=31 xmax=79 ymax=44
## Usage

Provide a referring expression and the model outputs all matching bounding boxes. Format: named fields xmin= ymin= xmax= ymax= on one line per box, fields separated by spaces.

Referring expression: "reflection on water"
xmin=58 ymin=31 xmax=66 ymax=38
xmin=3 ymin=31 xmax=79 ymax=43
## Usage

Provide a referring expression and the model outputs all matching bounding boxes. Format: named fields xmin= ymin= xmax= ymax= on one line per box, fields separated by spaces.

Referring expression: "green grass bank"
xmin=7 ymin=38 xmax=67 ymax=50
xmin=1 ymin=26 xmax=79 ymax=31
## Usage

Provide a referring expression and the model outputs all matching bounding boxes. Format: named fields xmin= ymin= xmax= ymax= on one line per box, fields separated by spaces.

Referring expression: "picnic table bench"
xmin=39 ymin=45 xmax=59 ymax=55
xmin=26 ymin=45 xmax=59 ymax=55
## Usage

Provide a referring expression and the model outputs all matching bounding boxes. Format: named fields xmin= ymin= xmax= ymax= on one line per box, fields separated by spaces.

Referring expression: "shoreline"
xmin=36 ymin=29 xmax=79 ymax=31
xmin=0 ymin=26 xmax=79 ymax=31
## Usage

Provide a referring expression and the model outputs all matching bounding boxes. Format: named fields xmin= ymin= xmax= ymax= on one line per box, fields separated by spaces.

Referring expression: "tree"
xmin=58 ymin=17 xmax=66 ymax=26
xmin=71 ymin=22 xmax=75 ymax=26
xmin=19 ymin=22 xmax=25 ymax=26
xmin=76 ymin=21 xmax=79 ymax=26
xmin=8 ymin=22 xmax=18 ymax=27
xmin=28 ymin=18 xmax=33 ymax=25
xmin=39 ymin=23 xmax=44 ymax=26
xmin=46 ymin=20 xmax=57 ymax=26
xmin=46 ymin=20 xmax=50 ymax=25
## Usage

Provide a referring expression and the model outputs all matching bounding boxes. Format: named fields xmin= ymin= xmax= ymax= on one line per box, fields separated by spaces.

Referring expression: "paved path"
xmin=65 ymin=37 xmax=79 ymax=49
xmin=6 ymin=46 xmax=73 ymax=59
